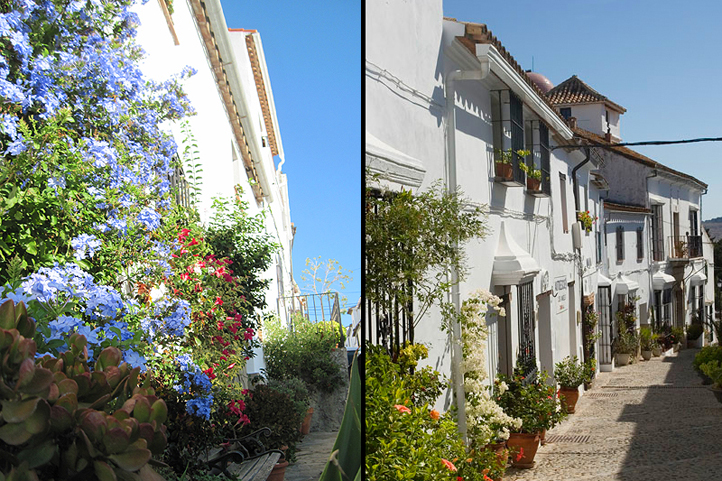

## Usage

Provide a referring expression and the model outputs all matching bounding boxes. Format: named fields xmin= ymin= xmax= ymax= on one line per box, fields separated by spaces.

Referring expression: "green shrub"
xmin=263 ymin=316 xmax=344 ymax=393
xmin=639 ymin=327 xmax=654 ymax=351
xmin=693 ymin=346 xmax=722 ymax=373
xmin=615 ymin=330 xmax=639 ymax=355
xmin=699 ymin=361 xmax=722 ymax=388
xmin=686 ymin=323 xmax=703 ymax=341
xmin=554 ymin=356 xmax=586 ymax=388
xmin=0 ymin=300 xmax=168 ymax=480
xmin=238 ymin=384 xmax=302 ymax=462
xmin=267 ymin=377 xmax=311 ymax=420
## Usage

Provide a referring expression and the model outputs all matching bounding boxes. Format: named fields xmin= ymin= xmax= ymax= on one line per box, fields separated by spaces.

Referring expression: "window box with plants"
xmin=519 ymin=162 xmax=543 ymax=193
xmin=494 ymin=149 xmax=529 ymax=187
xmin=577 ymin=210 xmax=597 ymax=233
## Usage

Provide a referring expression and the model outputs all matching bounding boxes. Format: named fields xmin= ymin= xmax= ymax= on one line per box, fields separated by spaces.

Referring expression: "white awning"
xmin=491 ymin=222 xmax=540 ymax=285
xmin=690 ymin=272 xmax=707 ymax=285
xmin=598 ymin=273 xmax=612 ymax=287
xmin=614 ymin=273 xmax=639 ymax=295
xmin=652 ymin=271 xmax=675 ymax=290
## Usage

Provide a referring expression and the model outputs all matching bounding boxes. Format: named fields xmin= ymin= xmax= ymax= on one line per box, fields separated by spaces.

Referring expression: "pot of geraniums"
xmin=577 ymin=210 xmax=597 ymax=233
xmin=614 ymin=330 xmax=639 ymax=366
xmin=493 ymin=369 xmax=566 ymax=469
xmin=686 ymin=322 xmax=704 ymax=349
xmin=555 ymin=356 xmax=586 ymax=413
xmin=699 ymin=360 xmax=722 ymax=403
xmin=639 ymin=327 xmax=654 ymax=361
xmin=519 ymin=162 xmax=542 ymax=191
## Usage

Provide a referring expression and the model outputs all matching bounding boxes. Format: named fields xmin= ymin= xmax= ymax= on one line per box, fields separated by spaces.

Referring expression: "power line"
xmin=552 ymin=135 xmax=722 ymax=151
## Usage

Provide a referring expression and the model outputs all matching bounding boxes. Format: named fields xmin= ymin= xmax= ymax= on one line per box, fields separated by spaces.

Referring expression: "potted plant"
xmin=699 ymin=360 xmax=722 ymax=403
xmin=639 ymin=327 xmax=654 ymax=361
xmin=577 ymin=210 xmax=597 ymax=233
xmin=494 ymin=149 xmax=530 ymax=180
xmin=583 ymin=358 xmax=597 ymax=390
xmin=554 ymin=356 xmax=586 ymax=413
xmin=614 ymin=330 xmax=639 ymax=366
xmin=493 ymin=369 xmax=565 ymax=469
xmin=651 ymin=335 xmax=663 ymax=357
xmin=519 ymin=161 xmax=542 ymax=191
xmin=267 ymin=377 xmax=313 ymax=434
xmin=670 ymin=326 xmax=685 ymax=351
xmin=686 ymin=322 xmax=704 ymax=349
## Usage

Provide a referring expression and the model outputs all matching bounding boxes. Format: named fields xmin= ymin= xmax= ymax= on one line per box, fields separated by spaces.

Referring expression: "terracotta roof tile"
xmin=547 ymin=75 xmax=626 ymax=113
xmin=604 ymin=201 xmax=651 ymax=214
xmin=573 ymin=127 xmax=707 ymax=189
xmin=446 ymin=19 xmax=567 ymax=127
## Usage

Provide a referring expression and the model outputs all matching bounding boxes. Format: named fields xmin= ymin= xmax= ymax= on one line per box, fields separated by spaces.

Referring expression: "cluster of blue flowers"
xmin=142 ymin=298 xmax=192 ymax=340
xmin=175 ymin=354 xmax=214 ymax=420
xmin=70 ymin=233 xmax=102 ymax=260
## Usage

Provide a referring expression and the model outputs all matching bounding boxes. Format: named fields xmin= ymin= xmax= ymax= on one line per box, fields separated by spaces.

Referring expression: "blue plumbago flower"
xmin=137 ymin=206 xmax=161 ymax=231
xmin=176 ymin=353 xmax=194 ymax=371
xmin=71 ymin=233 xmax=102 ymax=260
xmin=186 ymin=394 xmax=213 ymax=420
xmin=76 ymin=325 xmax=102 ymax=345
xmin=49 ymin=315 xmax=83 ymax=333
xmin=2 ymin=286 xmax=34 ymax=305
xmin=123 ymin=350 xmax=147 ymax=372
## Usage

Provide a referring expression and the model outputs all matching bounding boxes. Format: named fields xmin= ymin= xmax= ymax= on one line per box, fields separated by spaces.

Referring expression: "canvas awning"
xmin=652 ymin=271 xmax=675 ymax=290
xmin=614 ymin=273 xmax=639 ymax=295
xmin=491 ymin=222 xmax=540 ymax=285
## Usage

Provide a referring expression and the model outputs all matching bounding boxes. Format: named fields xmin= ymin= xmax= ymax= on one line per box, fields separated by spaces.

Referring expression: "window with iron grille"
xmin=364 ymin=189 xmax=414 ymax=355
xmin=596 ymin=230 xmax=603 ymax=264
xmin=651 ymin=205 xmax=664 ymax=261
xmin=560 ymin=173 xmax=568 ymax=233
xmin=517 ymin=281 xmax=536 ymax=377
xmin=616 ymin=226 xmax=625 ymax=262
xmin=636 ymin=227 xmax=644 ymax=261
xmin=540 ymin=123 xmax=551 ymax=195
xmin=510 ymin=92 xmax=525 ymax=185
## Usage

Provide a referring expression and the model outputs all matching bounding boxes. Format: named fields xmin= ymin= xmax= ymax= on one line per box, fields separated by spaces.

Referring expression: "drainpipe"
xmin=572 ymin=148 xmax=591 ymax=364
xmin=445 ymin=61 xmax=489 ymax=440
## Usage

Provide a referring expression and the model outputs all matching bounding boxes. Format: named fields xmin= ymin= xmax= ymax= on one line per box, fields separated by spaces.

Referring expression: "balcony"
xmin=276 ymin=291 xmax=344 ymax=338
xmin=668 ymin=235 xmax=703 ymax=261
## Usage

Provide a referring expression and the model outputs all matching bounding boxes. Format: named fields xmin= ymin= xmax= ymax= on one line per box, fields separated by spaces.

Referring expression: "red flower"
xmin=178 ymin=228 xmax=191 ymax=242
xmin=394 ymin=404 xmax=411 ymax=414
xmin=180 ymin=272 xmax=190 ymax=281
xmin=203 ymin=367 xmax=216 ymax=380
xmin=429 ymin=410 xmax=440 ymax=421
xmin=187 ymin=237 xmax=199 ymax=246
xmin=441 ymin=459 xmax=457 ymax=472
xmin=215 ymin=296 xmax=223 ymax=306
xmin=217 ymin=321 xmax=225 ymax=330
xmin=516 ymin=447 xmax=524 ymax=462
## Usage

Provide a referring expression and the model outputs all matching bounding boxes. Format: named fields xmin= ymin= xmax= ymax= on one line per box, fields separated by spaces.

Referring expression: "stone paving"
xmin=506 ymin=348 xmax=722 ymax=481
xmin=285 ymin=431 xmax=337 ymax=481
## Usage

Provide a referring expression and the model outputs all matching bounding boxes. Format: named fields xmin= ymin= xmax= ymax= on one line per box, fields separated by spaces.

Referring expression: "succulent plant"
xmin=0 ymin=299 xmax=168 ymax=480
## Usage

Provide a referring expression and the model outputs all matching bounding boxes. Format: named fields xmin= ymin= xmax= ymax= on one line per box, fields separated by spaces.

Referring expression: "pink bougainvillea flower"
xmin=244 ymin=328 xmax=254 ymax=341
xmin=429 ymin=409 xmax=440 ymax=421
xmin=441 ymin=459 xmax=457 ymax=472
xmin=216 ymin=321 xmax=225 ymax=330
xmin=394 ymin=404 xmax=411 ymax=414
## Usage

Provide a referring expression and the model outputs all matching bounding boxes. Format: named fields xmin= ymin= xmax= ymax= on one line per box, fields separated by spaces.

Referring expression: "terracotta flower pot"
xmin=506 ymin=432 xmax=540 ymax=469
xmin=559 ymin=387 xmax=580 ymax=414
xmin=526 ymin=177 xmax=541 ymax=191
xmin=539 ymin=429 xmax=547 ymax=445
xmin=483 ymin=441 xmax=509 ymax=467
xmin=495 ymin=162 xmax=513 ymax=180
xmin=300 ymin=407 xmax=314 ymax=435
xmin=266 ymin=459 xmax=289 ymax=481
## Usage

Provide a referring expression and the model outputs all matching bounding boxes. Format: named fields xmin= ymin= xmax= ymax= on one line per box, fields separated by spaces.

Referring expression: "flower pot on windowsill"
xmin=507 ymin=432 xmax=540 ymax=469
xmin=526 ymin=177 xmax=541 ymax=192
xmin=495 ymin=162 xmax=513 ymax=180
xmin=559 ymin=386 xmax=580 ymax=414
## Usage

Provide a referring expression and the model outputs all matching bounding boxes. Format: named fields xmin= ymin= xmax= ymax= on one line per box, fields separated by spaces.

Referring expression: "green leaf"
xmin=16 ymin=439 xmax=55 ymax=469
xmin=0 ymin=421 xmax=33 ymax=446
xmin=25 ymin=241 xmax=37 ymax=256
xmin=109 ymin=448 xmax=151 ymax=472
xmin=1 ymin=398 xmax=41 ymax=423
xmin=94 ymin=461 xmax=117 ymax=481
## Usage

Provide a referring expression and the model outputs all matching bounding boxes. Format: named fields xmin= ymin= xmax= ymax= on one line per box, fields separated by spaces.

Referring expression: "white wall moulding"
xmin=652 ymin=271 xmax=675 ymax=290
xmin=491 ymin=221 xmax=540 ymax=286
xmin=598 ymin=273 xmax=612 ymax=287
xmin=690 ymin=272 xmax=707 ymax=286
xmin=365 ymin=131 xmax=426 ymax=188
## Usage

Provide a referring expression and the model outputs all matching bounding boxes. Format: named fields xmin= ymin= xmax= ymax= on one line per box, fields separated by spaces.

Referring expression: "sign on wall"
xmin=554 ymin=276 xmax=568 ymax=314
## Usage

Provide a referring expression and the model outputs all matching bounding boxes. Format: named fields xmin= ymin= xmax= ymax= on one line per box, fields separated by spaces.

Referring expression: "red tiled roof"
xmin=444 ymin=19 xmax=568 ymax=127
xmin=573 ymin=127 xmax=708 ymax=189
xmin=547 ymin=75 xmax=626 ymax=113
xmin=604 ymin=201 xmax=651 ymax=214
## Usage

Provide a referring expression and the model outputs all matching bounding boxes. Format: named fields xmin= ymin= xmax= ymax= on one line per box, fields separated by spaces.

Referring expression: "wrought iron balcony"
xmin=668 ymin=235 xmax=703 ymax=260
xmin=276 ymin=291 xmax=344 ymax=338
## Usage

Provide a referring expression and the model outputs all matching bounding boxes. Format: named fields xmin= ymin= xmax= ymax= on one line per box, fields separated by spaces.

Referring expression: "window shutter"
xmin=616 ymin=226 xmax=624 ymax=261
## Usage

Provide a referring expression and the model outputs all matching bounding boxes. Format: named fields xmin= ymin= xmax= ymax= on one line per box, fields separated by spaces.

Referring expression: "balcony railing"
xmin=668 ymin=235 xmax=703 ymax=260
xmin=276 ymin=291 xmax=344 ymax=339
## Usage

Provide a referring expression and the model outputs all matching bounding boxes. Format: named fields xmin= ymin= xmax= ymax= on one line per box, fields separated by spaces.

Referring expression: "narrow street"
xmin=507 ymin=349 xmax=722 ymax=480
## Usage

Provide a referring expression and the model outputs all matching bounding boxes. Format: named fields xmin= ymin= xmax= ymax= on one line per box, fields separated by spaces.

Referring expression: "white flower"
xmin=498 ymin=381 xmax=509 ymax=395
xmin=149 ymin=283 xmax=166 ymax=302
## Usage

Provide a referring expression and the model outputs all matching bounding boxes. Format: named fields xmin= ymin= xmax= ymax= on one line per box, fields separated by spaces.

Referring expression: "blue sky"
xmin=219 ymin=1 xmax=361 ymax=320
xmin=444 ymin=0 xmax=722 ymax=220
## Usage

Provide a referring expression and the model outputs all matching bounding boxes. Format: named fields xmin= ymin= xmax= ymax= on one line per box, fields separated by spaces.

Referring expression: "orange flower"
xmin=441 ymin=459 xmax=457 ymax=472
xmin=429 ymin=409 xmax=440 ymax=420
xmin=516 ymin=447 xmax=524 ymax=462
xmin=394 ymin=404 xmax=411 ymax=414
xmin=484 ymin=476 xmax=494 ymax=481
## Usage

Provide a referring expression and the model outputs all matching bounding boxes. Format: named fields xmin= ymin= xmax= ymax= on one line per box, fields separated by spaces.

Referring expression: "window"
xmin=560 ymin=173 xmax=568 ymax=233
xmin=651 ymin=204 xmax=664 ymax=261
xmin=560 ymin=107 xmax=571 ymax=120
xmin=517 ymin=281 xmax=536 ymax=377
xmin=510 ymin=91 xmax=525 ymax=185
xmin=636 ymin=227 xmax=644 ymax=260
xmin=616 ymin=226 xmax=625 ymax=262
xmin=596 ymin=230 xmax=603 ymax=264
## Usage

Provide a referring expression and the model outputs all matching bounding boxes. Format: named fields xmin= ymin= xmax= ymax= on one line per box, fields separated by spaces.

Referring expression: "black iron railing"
xmin=669 ymin=235 xmax=702 ymax=259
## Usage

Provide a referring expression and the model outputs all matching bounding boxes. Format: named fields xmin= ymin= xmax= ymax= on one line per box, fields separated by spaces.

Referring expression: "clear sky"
xmin=219 ymin=1 xmax=361 ymax=320
xmin=444 ymin=0 xmax=722 ymax=220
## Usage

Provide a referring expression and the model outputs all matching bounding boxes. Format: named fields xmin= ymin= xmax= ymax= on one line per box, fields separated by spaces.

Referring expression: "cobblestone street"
xmin=507 ymin=348 xmax=722 ymax=480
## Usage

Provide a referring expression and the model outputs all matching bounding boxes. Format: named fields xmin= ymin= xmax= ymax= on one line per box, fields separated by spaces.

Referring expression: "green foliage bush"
xmin=639 ymin=327 xmax=654 ymax=351
xmin=0 ymin=300 xmax=168 ymax=480
xmin=493 ymin=369 xmax=566 ymax=434
xmin=267 ymin=377 xmax=311 ymax=421
xmin=554 ymin=356 xmax=586 ymax=388
xmin=699 ymin=360 xmax=722 ymax=389
xmin=694 ymin=346 xmax=722 ymax=373
xmin=263 ymin=315 xmax=344 ymax=393
xmin=686 ymin=323 xmax=703 ymax=341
